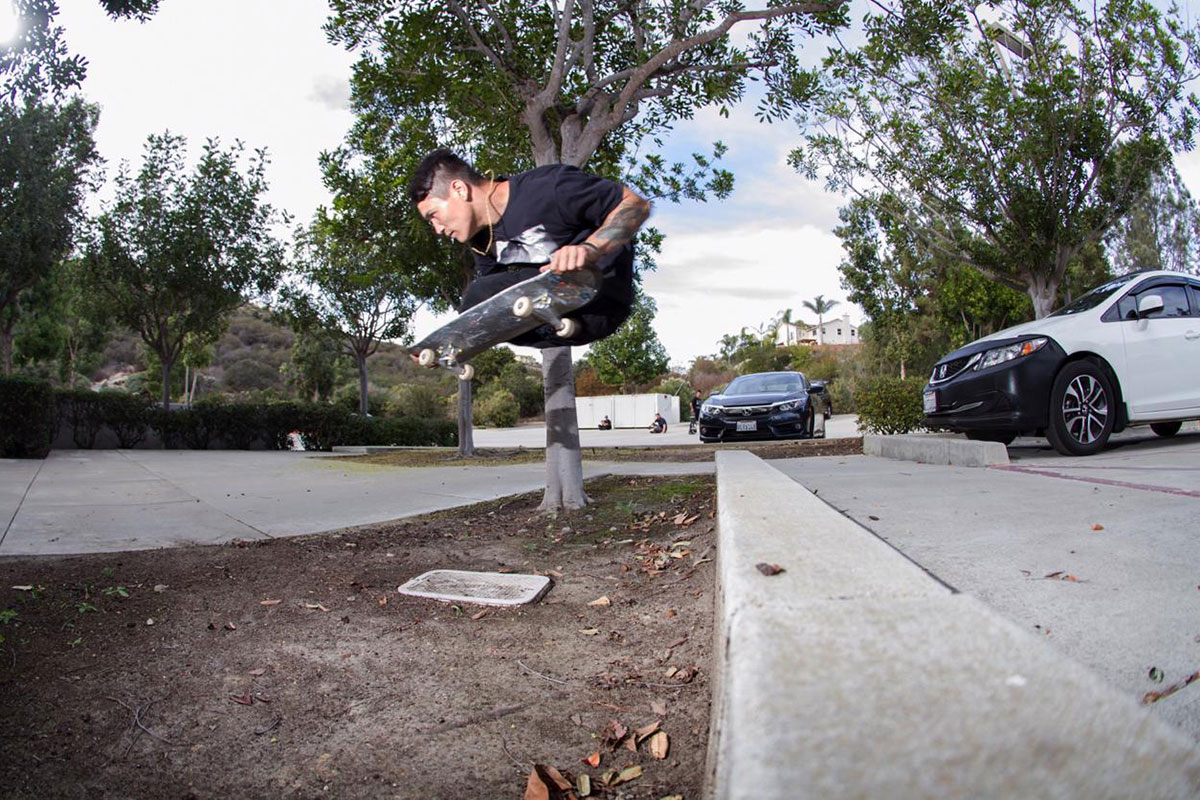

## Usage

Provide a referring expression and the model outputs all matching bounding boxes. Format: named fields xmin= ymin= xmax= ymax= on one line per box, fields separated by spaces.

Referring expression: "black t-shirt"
xmin=471 ymin=164 xmax=634 ymax=306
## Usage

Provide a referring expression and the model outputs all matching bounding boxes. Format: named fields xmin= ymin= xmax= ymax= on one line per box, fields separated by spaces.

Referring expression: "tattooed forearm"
xmin=590 ymin=191 xmax=651 ymax=251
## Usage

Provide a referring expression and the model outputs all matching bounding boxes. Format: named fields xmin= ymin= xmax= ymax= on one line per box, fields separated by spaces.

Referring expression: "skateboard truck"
xmin=417 ymin=347 xmax=475 ymax=381
xmin=512 ymin=295 xmax=580 ymax=339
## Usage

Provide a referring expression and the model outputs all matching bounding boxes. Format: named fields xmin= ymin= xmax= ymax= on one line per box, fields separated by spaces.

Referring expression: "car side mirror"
xmin=1137 ymin=294 xmax=1164 ymax=318
xmin=808 ymin=383 xmax=826 ymax=395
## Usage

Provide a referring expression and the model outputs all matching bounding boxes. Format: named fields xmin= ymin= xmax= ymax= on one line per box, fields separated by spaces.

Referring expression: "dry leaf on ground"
xmin=648 ymin=731 xmax=670 ymax=760
xmin=756 ymin=563 xmax=785 ymax=576
xmin=587 ymin=596 xmax=611 ymax=607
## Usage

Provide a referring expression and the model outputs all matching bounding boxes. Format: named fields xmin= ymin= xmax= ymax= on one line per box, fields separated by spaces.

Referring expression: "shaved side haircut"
xmin=407 ymin=149 xmax=486 ymax=205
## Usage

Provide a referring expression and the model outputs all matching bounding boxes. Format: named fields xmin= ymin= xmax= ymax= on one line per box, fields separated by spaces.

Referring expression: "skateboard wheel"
xmin=458 ymin=364 xmax=475 ymax=381
xmin=556 ymin=318 xmax=579 ymax=338
xmin=512 ymin=296 xmax=534 ymax=318
xmin=418 ymin=348 xmax=437 ymax=367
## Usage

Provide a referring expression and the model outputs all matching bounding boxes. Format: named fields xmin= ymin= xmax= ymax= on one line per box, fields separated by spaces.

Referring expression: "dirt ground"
xmin=0 ymin=474 xmax=718 ymax=800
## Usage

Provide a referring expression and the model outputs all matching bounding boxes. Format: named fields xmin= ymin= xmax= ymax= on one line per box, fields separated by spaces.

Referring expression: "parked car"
xmin=809 ymin=380 xmax=834 ymax=419
xmin=698 ymin=371 xmax=826 ymax=442
xmin=923 ymin=270 xmax=1200 ymax=455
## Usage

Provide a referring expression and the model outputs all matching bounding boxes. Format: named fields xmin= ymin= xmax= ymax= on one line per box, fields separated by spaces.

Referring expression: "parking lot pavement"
xmin=770 ymin=427 xmax=1200 ymax=741
xmin=469 ymin=414 xmax=860 ymax=449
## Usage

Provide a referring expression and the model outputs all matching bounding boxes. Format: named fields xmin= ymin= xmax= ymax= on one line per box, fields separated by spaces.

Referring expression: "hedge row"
xmin=0 ymin=384 xmax=457 ymax=457
xmin=0 ymin=377 xmax=56 ymax=458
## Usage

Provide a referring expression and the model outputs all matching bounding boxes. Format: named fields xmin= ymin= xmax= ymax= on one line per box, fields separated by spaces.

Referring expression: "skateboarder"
xmin=408 ymin=149 xmax=651 ymax=348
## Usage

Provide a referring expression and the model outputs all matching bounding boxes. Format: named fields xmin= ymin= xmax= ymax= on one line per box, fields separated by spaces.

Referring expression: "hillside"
xmin=90 ymin=305 xmax=435 ymax=400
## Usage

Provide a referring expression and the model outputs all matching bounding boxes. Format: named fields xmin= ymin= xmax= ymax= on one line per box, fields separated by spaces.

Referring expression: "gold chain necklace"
xmin=470 ymin=172 xmax=499 ymax=257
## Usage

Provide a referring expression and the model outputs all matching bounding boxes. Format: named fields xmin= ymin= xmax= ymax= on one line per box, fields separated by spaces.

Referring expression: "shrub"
xmin=99 ymin=391 xmax=153 ymax=448
xmin=385 ymin=383 xmax=449 ymax=420
xmin=651 ymin=377 xmax=695 ymax=420
xmin=475 ymin=388 xmax=519 ymax=428
xmin=222 ymin=358 xmax=282 ymax=392
xmin=333 ymin=381 xmax=385 ymax=415
xmin=854 ymin=377 xmax=927 ymax=435
xmin=0 ymin=377 xmax=55 ymax=458
xmin=497 ymin=363 xmax=543 ymax=417
xmin=57 ymin=390 xmax=106 ymax=448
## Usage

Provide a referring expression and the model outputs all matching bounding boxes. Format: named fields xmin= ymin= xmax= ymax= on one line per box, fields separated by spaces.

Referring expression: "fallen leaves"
xmin=756 ymin=563 xmax=785 ymax=576
xmin=1091 ymin=524 xmax=1105 ymax=531
xmin=1141 ymin=669 xmax=1200 ymax=705
xmin=304 ymin=602 xmax=330 ymax=612
xmin=524 ymin=764 xmax=576 ymax=800
xmin=587 ymin=596 xmax=611 ymax=607
xmin=1043 ymin=571 xmax=1079 ymax=582
xmin=647 ymin=731 xmax=670 ymax=760
xmin=259 ymin=599 xmax=282 ymax=606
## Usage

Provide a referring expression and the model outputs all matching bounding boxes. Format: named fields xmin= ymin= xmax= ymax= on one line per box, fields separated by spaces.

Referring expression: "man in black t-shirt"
xmin=407 ymin=149 xmax=651 ymax=348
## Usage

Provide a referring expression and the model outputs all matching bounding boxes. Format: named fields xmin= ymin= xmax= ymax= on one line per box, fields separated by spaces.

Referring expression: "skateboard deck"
xmin=409 ymin=268 xmax=600 ymax=379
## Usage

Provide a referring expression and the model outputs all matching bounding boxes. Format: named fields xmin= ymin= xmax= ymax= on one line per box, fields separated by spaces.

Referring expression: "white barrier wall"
xmin=577 ymin=393 xmax=679 ymax=428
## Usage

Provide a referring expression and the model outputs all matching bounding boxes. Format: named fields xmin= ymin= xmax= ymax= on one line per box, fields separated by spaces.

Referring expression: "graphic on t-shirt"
xmin=496 ymin=224 xmax=556 ymax=265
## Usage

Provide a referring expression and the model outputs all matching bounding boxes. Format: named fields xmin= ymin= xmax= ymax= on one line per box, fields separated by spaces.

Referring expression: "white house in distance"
xmin=779 ymin=313 xmax=860 ymax=346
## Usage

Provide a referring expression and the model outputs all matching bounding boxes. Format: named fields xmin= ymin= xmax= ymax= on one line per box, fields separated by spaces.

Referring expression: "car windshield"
xmin=1048 ymin=273 xmax=1138 ymax=317
xmin=724 ymin=374 xmax=803 ymax=395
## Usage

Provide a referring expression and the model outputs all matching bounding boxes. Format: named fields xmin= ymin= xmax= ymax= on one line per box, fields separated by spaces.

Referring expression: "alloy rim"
xmin=1061 ymin=374 xmax=1108 ymax=444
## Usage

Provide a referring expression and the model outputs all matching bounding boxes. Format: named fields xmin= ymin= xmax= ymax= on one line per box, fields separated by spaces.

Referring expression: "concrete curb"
xmin=864 ymin=433 xmax=1010 ymax=466
xmin=707 ymin=450 xmax=1200 ymax=799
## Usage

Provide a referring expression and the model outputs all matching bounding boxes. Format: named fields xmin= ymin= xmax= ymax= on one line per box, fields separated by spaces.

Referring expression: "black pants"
xmin=461 ymin=267 xmax=631 ymax=348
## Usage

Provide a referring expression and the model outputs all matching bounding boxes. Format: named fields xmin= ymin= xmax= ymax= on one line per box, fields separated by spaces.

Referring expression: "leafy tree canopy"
xmin=84 ymin=133 xmax=287 ymax=408
xmin=797 ymin=0 xmax=1200 ymax=318
xmin=587 ymin=288 xmax=670 ymax=390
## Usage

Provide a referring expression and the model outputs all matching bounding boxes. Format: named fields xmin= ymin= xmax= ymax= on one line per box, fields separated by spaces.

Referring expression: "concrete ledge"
xmin=864 ymin=433 xmax=1010 ymax=466
xmin=707 ymin=450 xmax=1200 ymax=799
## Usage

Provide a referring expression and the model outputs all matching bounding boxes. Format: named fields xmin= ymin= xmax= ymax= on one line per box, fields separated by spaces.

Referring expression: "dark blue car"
xmin=698 ymin=371 xmax=825 ymax=443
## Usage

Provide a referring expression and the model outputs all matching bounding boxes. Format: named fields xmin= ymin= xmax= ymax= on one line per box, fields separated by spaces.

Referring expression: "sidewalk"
xmin=0 ymin=448 xmax=711 ymax=556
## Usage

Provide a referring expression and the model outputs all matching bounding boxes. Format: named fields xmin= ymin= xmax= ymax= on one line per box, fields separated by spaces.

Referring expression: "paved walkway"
xmin=0 ymin=449 xmax=712 ymax=556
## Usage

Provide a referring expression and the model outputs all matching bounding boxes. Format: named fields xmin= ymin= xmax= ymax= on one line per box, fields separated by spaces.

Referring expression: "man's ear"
xmin=449 ymin=178 xmax=470 ymax=200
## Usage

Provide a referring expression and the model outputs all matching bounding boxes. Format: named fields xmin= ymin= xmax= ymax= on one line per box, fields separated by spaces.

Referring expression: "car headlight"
xmin=772 ymin=399 xmax=801 ymax=412
xmin=974 ymin=338 xmax=1048 ymax=371
xmin=701 ymin=403 xmax=721 ymax=415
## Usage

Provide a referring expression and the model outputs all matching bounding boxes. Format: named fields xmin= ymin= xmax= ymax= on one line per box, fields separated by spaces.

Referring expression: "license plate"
xmin=923 ymin=390 xmax=937 ymax=414
xmin=736 ymin=420 xmax=757 ymax=432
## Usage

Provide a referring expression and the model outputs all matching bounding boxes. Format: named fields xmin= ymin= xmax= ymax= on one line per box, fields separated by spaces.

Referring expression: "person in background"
xmin=689 ymin=390 xmax=702 ymax=434
xmin=598 ymin=415 xmax=612 ymax=430
xmin=649 ymin=412 xmax=667 ymax=434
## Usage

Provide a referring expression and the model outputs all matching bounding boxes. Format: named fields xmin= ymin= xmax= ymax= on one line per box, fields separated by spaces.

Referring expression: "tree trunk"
xmin=161 ymin=356 xmax=174 ymax=410
xmin=457 ymin=379 xmax=476 ymax=457
xmin=1 ymin=326 xmax=12 ymax=376
xmin=540 ymin=345 xmax=588 ymax=512
xmin=357 ymin=354 xmax=370 ymax=415
xmin=1028 ymin=275 xmax=1058 ymax=319
xmin=190 ymin=369 xmax=199 ymax=405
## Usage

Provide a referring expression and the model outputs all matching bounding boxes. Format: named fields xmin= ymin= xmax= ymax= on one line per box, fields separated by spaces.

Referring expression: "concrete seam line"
xmin=115 ymin=449 xmax=274 ymax=540
xmin=0 ymin=456 xmax=48 ymax=550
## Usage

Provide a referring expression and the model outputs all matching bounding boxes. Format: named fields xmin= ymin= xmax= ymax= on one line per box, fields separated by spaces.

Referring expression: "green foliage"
xmin=332 ymin=382 xmax=385 ymax=416
xmin=800 ymin=0 xmax=1197 ymax=317
xmin=469 ymin=348 xmax=517 ymax=386
xmin=652 ymin=377 xmax=696 ymax=420
xmin=280 ymin=331 xmax=342 ymax=402
xmin=587 ymin=291 xmax=670 ymax=391
xmin=475 ymin=388 xmax=519 ymax=428
xmin=496 ymin=362 xmax=543 ymax=418
xmin=1107 ymin=165 xmax=1200 ymax=275
xmin=385 ymin=383 xmax=449 ymax=421
xmin=0 ymin=376 xmax=54 ymax=457
xmin=0 ymin=95 xmax=99 ymax=374
xmin=83 ymin=133 xmax=287 ymax=408
xmin=854 ymin=377 xmax=928 ymax=436
xmin=222 ymin=358 xmax=280 ymax=393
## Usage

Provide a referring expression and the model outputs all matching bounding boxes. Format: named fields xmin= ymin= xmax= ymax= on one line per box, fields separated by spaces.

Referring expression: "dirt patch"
xmin=343 ymin=435 xmax=863 ymax=467
xmin=0 ymin=475 xmax=716 ymax=799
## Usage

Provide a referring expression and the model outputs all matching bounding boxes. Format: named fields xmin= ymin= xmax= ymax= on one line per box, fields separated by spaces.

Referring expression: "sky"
xmin=48 ymin=0 xmax=1200 ymax=370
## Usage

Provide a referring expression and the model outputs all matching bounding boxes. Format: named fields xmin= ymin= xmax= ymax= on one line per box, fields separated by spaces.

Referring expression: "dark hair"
xmin=407 ymin=148 xmax=486 ymax=205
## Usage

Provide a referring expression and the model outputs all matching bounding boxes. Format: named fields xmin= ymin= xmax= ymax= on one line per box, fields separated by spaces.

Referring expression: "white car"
xmin=923 ymin=270 xmax=1200 ymax=455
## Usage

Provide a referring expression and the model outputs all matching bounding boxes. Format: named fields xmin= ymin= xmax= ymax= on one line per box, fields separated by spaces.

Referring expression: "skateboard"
xmin=409 ymin=268 xmax=600 ymax=380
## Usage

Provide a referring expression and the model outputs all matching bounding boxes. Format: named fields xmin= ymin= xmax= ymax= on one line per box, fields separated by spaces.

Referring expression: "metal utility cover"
xmin=397 ymin=569 xmax=552 ymax=607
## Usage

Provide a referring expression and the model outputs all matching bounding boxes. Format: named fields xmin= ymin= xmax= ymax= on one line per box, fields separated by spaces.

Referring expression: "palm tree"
xmin=774 ymin=308 xmax=795 ymax=345
xmin=802 ymin=295 xmax=840 ymax=345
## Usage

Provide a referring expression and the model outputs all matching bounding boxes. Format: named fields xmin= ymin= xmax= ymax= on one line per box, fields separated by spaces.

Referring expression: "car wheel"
xmin=1150 ymin=421 xmax=1182 ymax=438
xmin=805 ymin=406 xmax=815 ymax=438
xmin=966 ymin=430 xmax=1017 ymax=445
xmin=1046 ymin=361 xmax=1115 ymax=456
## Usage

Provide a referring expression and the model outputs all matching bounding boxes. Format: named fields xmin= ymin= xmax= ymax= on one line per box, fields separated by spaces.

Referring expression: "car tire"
xmin=1150 ymin=421 xmax=1182 ymax=438
xmin=1046 ymin=360 xmax=1116 ymax=456
xmin=805 ymin=406 xmax=815 ymax=438
xmin=966 ymin=430 xmax=1017 ymax=445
